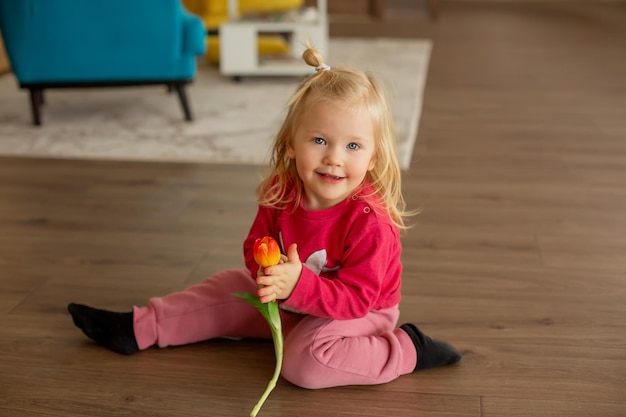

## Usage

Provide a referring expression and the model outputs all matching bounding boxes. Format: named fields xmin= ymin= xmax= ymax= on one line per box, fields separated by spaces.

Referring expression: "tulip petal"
xmin=253 ymin=237 xmax=281 ymax=268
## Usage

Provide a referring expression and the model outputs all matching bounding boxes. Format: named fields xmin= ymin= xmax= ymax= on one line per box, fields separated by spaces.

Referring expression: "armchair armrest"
xmin=182 ymin=10 xmax=207 ymax=56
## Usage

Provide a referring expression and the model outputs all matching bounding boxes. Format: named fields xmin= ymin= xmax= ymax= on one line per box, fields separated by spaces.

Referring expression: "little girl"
xmin=68 ymin=45 xmax=461 ymax=389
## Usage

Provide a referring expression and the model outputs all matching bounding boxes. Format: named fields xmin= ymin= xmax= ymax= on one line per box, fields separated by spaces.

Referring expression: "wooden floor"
xmin=2 ymin=2 xmax=626 ymax=416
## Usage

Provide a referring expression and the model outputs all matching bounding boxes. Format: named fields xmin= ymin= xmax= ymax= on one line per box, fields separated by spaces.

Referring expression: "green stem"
xmin=250 ymin=325 xmax=283 ymax=416
xmin=233 ymin=294 xmax=283 ymax=417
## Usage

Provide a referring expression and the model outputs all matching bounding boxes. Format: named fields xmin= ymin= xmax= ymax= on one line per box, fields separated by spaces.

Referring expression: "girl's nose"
xmin=323 ymin=146 xmax=343 ymax=166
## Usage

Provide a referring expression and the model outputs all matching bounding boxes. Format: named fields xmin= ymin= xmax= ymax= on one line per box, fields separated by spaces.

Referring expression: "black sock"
xmin=67 ymin=303 xmax=139 ymax=355
xmin=400 ymin=323 xmax=462 ymax=371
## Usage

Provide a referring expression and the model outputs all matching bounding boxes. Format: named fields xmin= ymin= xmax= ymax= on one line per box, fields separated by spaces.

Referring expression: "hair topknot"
xmin=302 ymin=45 xmax=324 ymax=69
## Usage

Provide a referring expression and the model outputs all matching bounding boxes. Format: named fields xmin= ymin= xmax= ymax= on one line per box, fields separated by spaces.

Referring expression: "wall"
xmin=305 ymin=0 xmax=371 ymax=15
xmin=449 ymin=0 xmax=624 ymax=2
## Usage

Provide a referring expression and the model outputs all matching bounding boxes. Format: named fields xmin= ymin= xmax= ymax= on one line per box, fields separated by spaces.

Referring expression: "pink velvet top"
xmin=243 ymin=181 xmax=402 ymax=320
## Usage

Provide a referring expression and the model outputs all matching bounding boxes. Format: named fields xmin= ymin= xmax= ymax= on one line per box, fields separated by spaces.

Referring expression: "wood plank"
xmin=482 ymin=397 xmax=626 ymax=417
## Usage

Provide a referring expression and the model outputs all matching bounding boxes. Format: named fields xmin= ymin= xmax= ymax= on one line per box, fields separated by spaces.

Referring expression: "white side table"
xmin=219 ymin=0 xmax=328 ymax=78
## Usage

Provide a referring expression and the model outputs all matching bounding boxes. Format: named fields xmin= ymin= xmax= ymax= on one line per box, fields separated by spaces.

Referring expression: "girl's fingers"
xmin=258 ymin=288 xmax=276 ymax=303
xmin=260 ymin=294 xmax=275 ymax=304
xmin=257 ymin=275 xmax=270 ymax=286
xmin=258 ymin=285 xmax=276 ymax=298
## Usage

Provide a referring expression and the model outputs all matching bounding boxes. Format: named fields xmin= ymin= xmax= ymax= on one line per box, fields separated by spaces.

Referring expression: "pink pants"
xmin=133 ymin=268 xmax=417 ymax=389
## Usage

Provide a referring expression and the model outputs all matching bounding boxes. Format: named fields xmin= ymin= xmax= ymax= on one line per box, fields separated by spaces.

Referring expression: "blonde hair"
xmin=257 ymin=45 xmax=412 ymax=229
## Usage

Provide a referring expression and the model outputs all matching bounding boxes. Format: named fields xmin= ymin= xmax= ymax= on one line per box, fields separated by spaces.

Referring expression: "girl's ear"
xmin=368 ymin=154 xmax=377 ymax=171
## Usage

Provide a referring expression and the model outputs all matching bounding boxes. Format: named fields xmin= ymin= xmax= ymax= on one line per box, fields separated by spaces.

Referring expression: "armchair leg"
xmin=29 ymin=88 xmax=43 ymax=126
xmin=173 ymin=82 xmax=192 ymax=122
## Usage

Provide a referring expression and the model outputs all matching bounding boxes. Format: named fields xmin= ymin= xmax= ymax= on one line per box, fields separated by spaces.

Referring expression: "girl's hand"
xmin=256 ymin=244 xmax=302 ymax=303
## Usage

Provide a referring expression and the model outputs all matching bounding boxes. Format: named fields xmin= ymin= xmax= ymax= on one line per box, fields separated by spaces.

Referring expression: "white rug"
xmin=0 ymin=38 xmax=431 ymax=170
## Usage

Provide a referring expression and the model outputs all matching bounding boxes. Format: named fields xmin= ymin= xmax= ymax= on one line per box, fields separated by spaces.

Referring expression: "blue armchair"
xmin=0 ymin=0 xmax=206 ymax=125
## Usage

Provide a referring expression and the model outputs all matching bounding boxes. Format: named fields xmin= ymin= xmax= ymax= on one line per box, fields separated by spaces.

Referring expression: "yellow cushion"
xmin=206 ymin=35 xmax=291 ymax=64
xmin=183 ymin=0 xmax=302 ymax=63
xmin=184 ymin=0 xmax=304 ymax=29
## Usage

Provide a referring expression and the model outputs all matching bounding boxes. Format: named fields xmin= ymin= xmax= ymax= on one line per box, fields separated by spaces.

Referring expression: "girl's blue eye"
xmin=347 ymin=143 xmax=360 ymax=150
xmin=314 ymin=137 xmax=326 ymax=145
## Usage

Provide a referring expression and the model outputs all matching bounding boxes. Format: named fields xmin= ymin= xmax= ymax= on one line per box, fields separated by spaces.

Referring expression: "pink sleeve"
xmin=282 ymin=223 xmax=401 ymax=319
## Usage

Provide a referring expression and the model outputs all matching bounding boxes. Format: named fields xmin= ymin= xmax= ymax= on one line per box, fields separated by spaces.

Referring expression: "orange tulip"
xmin=237 ymin=234 xmax=284 ymax=416
xmin=253 ymin=236 xmax=281 ymax=268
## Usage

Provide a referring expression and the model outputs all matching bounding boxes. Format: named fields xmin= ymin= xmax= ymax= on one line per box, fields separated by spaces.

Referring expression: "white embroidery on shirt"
xmin=304 ymin=249 xmax=341 ymax=274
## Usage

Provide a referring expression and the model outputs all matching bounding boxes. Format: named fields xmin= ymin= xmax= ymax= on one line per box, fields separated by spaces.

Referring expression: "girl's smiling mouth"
xmin=317 ymin=172 xmax=345 ymax=182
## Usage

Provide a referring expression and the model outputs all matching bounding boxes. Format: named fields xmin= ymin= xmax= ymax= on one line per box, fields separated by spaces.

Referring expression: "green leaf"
xmin=233 ymin=292 xmax=263 ymax=308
